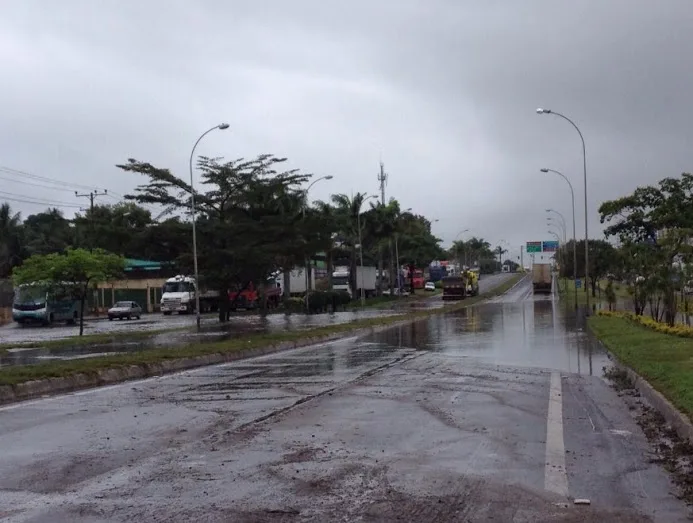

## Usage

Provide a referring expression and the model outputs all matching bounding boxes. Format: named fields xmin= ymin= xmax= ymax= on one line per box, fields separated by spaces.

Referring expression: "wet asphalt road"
xmin=0 ymin=274 xmax=509 ymax=347
xmin=1 ymin=275 xmax=689 ymax=522
xmin=0 ymin=278 xmax=481 ymax=345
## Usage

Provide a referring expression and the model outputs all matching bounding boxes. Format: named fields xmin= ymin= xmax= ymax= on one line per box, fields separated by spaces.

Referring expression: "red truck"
xmin=228 ymin=280 xmax=282 ymax=310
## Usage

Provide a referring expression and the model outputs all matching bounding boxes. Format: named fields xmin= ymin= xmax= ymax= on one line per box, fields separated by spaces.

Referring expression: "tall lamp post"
xmin=189 ymin=122 xmax=229 ymax=331
xmin=302 ymin=175 xmax=334 ymax=312
xmin=537 ymin=108 xmax=590 ymax=312
xmin=394 ymin=207 xmax=412 ymax=293
xmin=542 ymin=169 xmax=578 ymax=309
xmin=357 ymin=195 xmax=378 ymax=306
xmin=454 ymin=228 xmax=470 ymax=268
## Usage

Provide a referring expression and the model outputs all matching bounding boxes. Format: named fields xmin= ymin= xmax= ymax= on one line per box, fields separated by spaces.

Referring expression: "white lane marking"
xmin=545 ymin=372 xmax=569 ymax=496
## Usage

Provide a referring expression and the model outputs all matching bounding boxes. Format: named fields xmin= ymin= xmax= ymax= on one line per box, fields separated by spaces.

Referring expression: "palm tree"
xmin=0 ymin=203 xmax=23 ymax=278
xmin=312 ymin=201 xmax=339 ymax=290
xmin=331 ymin=193 xmax=368 ymax=295
xmin=364 ymin=200 xmax=400 ymax=295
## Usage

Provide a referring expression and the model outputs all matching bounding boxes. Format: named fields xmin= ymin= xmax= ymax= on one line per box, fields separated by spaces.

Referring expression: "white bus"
xmin=12 ymin=283 xmax=81 ymax=325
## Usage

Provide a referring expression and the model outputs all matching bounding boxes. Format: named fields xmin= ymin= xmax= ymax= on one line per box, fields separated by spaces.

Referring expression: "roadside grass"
xmin=557 ymin=277 xmax=630 ymax=307
xmin=0 ymin=274 xmax=523 ymax=388
xmin=0 ymin=326 xmax=191 ymax=353
xmin=589 ymin=315 xmax=693 ymax=420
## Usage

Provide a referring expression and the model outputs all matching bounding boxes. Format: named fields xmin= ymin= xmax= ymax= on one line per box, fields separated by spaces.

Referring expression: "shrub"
xmin=597 ymin=310 xmax=693 ymax=338
xmin=434 ymin=280 xmax=443 ymax=289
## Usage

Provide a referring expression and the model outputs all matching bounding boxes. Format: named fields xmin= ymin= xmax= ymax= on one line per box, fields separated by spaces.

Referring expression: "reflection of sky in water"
xmin=374 ymin=295 xmax=607 ymax=376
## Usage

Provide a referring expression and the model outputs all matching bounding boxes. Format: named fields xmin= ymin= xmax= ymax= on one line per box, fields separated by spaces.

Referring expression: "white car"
xmin=424 ymin=282 xmax=436 ymax=291
xmin=108 ymin=301 xmax=143 ymax=320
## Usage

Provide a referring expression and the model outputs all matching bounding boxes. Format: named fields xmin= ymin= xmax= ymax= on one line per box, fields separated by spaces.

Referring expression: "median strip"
xmin=0 ymin=274 xmax=522 ymax=404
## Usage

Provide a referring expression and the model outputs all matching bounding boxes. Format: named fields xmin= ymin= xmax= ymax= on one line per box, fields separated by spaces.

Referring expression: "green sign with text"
xmin=526 ymin=241 xmax=542 ymax=253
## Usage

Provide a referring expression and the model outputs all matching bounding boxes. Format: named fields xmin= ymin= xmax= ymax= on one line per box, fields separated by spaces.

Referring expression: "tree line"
xmin=1 ymin=153 xmax=450 ymax=321
xmin=553 ymin=171 xmax=693 ymax=326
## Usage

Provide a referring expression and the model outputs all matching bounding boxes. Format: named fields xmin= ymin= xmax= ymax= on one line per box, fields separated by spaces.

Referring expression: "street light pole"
xmin=454 ymin=228 xmax=470 ymax=269
xmin=541 ymin=168 xmax=578 ymax=310
xmin=302 ymin=175 xmax=334 ymax=313
xmin=547 ymin=216 xmax=566 ymax=244
xmin=189 ymin=123 xmax=229 ymax=331
xmin=394 ymin=208 xmax=412 ymax=294
xmin=537 ymin=108 xmax=589 ymax=312
xmin=357 ymin=195 xmax=377 ymax=306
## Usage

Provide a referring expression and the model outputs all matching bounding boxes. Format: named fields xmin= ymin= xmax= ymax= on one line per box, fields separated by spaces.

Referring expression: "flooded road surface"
xmin=1 ymin=276 xmax=687 ymax=521
xmin=0 ymin=274 xmax=513 ymax=369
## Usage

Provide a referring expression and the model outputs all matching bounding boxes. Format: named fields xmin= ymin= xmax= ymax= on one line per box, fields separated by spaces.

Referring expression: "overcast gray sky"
xmin=1 ymin=0 xmax=692 ymax=261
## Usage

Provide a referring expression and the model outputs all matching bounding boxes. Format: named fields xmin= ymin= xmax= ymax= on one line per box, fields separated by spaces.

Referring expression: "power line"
xmin=0 ymin=174 xmax=77 ymax=193
xmin=0 ymin=191 xmax=83 ymax=209
xmin=0 ymin=165 xmax=104 ymax=192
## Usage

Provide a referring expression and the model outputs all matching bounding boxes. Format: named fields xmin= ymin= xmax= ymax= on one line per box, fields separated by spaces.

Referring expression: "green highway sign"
xmin=526 ymin=241 xmax=542 ymax=253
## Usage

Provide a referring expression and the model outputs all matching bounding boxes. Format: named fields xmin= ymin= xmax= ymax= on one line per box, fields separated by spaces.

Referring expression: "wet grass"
xmin=589 ymin=315 xmax=693 ymax=420
xmin=0 ymin=274 xmax=523 ymax=388
xmin=0 ymin=326 xmax=191 ymax=353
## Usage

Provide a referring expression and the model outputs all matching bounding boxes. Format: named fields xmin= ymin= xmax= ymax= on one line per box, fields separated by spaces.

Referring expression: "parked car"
xmin=108 ymin=301 xmax=142 ymax=320
xmin=424 ymin=281 xmax=436 ymax=291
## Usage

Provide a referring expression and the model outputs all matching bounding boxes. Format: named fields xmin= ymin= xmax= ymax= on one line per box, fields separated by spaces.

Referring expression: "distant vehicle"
xmin=12 ymin=283 xmax=80 ymax=325
xmin=428 ymin=265 xmax=447 ymax=282
xmin=108 ymin=301 xmax=142 ymax=320
xmin=532 ymin=264 xmax=552 ymax=294
xmin=228 ymin=280 xmax=282 ymax=310
xmin=412 ymin=269 xmax=425 ymax=289
xmin=382 ymin=287 xmax=410 ymax=297
xmin=442 ymin=275 xmax=468 ymax=300
xmin=465 ymin=269 xmax=480 ymax=296
xmin=160 ymin=275 xmax=220 ymax=315
xmin=424 ymin=282 xmax=436 ymax=292
xmin=332 ymin=266 xmax=377 ymax=298
xmin=275 ymin=267 xmax=314 ymax=296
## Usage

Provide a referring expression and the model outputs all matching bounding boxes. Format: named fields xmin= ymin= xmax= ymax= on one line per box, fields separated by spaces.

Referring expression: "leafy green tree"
xmin=22 ymin=208 xmax=73 ymax=256
xmin=12 ymin=248 xmax=125 ymax=335
xmin=558 ymin=239 xmax=616 ymax=297
xmin=0 ymin=203 xmax=23 ymax=278
xmin=600 ymin=173 xmax=693 ymax=325
xmin=73 ymin=203 xmax=154 ymax=257
xmin=118 ymin=154 xmax=311 ymax=321
xmin=396 ymin=212 xmax=444 ymax=288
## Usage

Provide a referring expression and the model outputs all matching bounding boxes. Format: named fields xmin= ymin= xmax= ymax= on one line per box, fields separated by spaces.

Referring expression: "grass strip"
xmin=0 ymin=274 xmax=523 ymax=388
xmin=589 ymin=315 xmax=693 ymax=420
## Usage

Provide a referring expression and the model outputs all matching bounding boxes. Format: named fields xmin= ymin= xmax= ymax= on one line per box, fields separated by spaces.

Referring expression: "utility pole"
xmin=75 ymin=190 xmax=108 ymax=249
xmin=377 ymin=161 xmax=392 ymax=294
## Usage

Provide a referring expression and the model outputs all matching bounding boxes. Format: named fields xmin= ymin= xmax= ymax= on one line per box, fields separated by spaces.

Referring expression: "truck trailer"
xmin=532 ymin=263 xmax=553 ymax=294
xmin=332 ymin=266 xmax=377 ymax=298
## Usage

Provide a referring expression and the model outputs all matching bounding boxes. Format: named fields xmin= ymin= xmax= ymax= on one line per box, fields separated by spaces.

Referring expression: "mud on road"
xmin=0 ymin=276 xmax=689 ymax=521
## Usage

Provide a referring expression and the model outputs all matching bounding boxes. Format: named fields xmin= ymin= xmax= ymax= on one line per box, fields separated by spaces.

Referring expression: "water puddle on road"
xmin=369 ymin=292 xmax=609 ymax=376
xmin=0 ymin=309 xmax=406 ymax=368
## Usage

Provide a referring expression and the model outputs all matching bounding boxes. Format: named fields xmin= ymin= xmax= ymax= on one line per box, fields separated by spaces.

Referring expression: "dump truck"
xmin=532 ymin=263 xmax=553 ymax=294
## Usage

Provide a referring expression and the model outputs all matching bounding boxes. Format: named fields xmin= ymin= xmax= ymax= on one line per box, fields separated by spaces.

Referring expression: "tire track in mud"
xmin=206 ymin=350 xmax=425 ymax=444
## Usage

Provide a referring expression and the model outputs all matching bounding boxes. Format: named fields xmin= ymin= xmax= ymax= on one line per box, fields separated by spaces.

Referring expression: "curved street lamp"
xmin=189 ymin=123 xmax=230 ymax=330
xmin=542 ymin=168 xmax=578 ymax=309
xmin=357 ymin=195 xmax=378 ymax=306
xmin=537 ymin=108 xmax=590 ymax=312
xmin=302 ymin=175 xmax=334 ymax=312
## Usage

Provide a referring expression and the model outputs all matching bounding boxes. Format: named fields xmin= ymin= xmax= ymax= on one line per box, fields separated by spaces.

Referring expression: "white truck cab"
xmin=160 ymin=275 xmax=197 ymax=315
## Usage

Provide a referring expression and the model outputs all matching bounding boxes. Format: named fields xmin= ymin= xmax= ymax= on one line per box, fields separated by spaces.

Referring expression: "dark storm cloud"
xmin=1 ymin=0 xmax=691 ymax=252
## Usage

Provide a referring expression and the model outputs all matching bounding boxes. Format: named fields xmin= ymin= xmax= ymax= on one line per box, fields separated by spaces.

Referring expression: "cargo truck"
xmin=332 ymin=266 xmax=377 ymax=298
xmin=442 ymin=269 xmax=479 ymax=300
xmin=160 ymin=275 xmax=220 ymax=314
xmin=532 ymin=263 xmax=553 ymax=294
